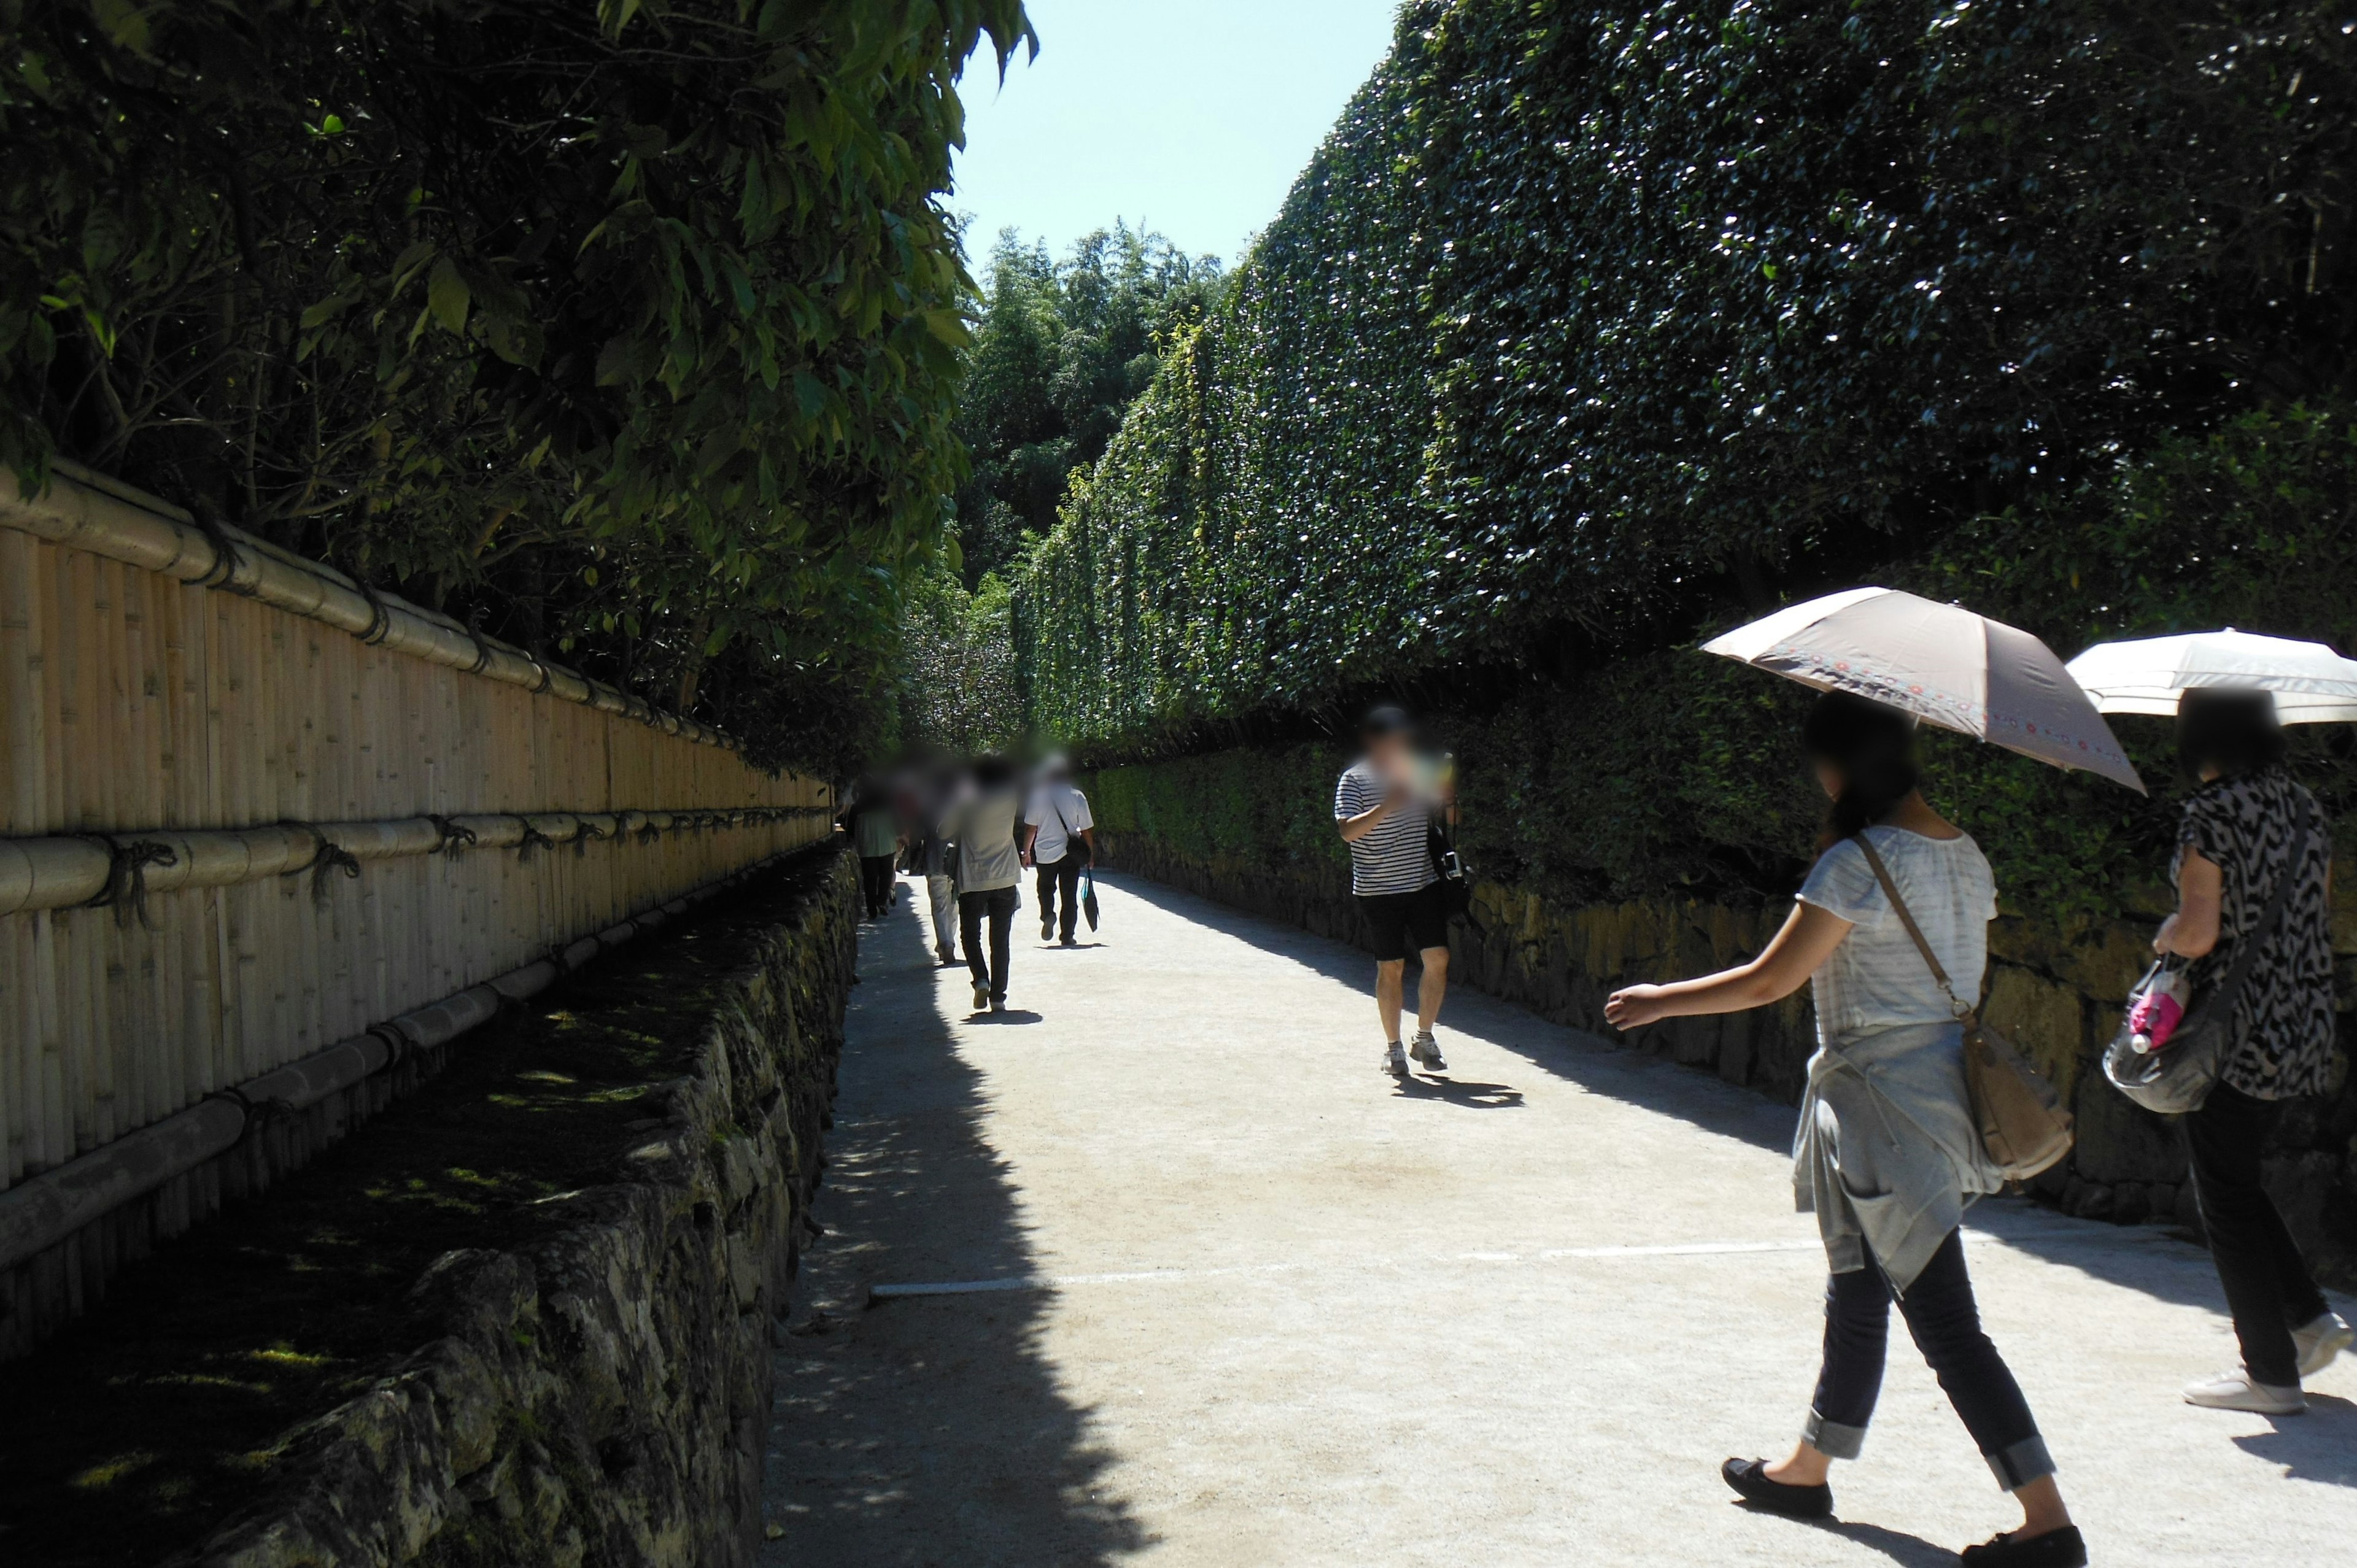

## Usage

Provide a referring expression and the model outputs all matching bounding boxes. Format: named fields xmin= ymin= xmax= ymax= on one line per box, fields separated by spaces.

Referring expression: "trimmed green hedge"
xmin=1014 ymin=0 xmax=2357 ymax=755
xmin=1093 ymin=406 xmax=2357 ymax=927
xmin=1033 ymin=1 xmax=2357 ymax=924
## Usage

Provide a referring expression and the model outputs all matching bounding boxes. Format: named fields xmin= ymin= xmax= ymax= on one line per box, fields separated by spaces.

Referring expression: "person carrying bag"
xmin=2112 ymin=689 xmax=2347 ymax=1415
xmin=1603 ymin=692 xmax=2082 ymax=1567
xmin=1852 ymin=836 xmax=2073 ymax=1181
xmin=2104 ymin=794 xmax=2314 ymax=1117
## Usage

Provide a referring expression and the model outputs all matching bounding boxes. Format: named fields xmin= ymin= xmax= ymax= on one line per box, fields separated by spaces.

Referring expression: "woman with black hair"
xmin=1606 ymin=691 xmax=2081 ymax=1567
xmin=2158 ymin=689 xmax=2348 ymax=1413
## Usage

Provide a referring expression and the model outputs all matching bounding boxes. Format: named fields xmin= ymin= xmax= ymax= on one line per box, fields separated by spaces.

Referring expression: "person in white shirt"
xmin=1604 ymin=692 xmax=2080 ymax=1568
xmin=1021 ymin=755 xmax=1096 ymax=947
xmin=946 ymin=754 xmax=1025 ymax=1013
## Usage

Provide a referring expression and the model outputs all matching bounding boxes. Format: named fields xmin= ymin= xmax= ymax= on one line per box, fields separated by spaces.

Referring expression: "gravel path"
xmin=764 ymin=871 xmax=2357 ymax=1566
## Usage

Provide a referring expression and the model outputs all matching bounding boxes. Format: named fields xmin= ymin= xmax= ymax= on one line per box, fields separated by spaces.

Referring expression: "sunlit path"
xmin=765 ymin=873 xmax=2357 ymax=1566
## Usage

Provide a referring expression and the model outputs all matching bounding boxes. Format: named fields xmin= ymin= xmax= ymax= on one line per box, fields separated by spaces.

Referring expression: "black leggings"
xmin=1806 ymin=1229 xmax=2053 ymax=1491
xmin=2184 ymin=1081 xmax=2330 ymax=1386
xmin=858 ymin=855 xmax=895 ymax=917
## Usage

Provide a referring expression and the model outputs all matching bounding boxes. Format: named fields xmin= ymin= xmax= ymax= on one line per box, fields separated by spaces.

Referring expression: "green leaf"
xmin=427 ymin=258 xmax=471 ymax=334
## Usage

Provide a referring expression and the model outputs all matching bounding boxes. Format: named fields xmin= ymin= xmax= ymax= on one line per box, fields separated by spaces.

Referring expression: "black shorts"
xmin=1358 ymin=884 xmax=1448 ymax=962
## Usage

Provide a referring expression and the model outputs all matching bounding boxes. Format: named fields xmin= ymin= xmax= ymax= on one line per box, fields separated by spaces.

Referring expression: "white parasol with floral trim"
xmin=1702 ymin=587 xmax=2145 ymax=793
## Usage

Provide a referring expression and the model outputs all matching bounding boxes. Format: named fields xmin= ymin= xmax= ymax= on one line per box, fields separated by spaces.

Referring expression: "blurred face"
xmin=1364 ymin=728 xmax=1409 ymax=771
xmin=1814 ymin=757 xmax=1844 ymax=800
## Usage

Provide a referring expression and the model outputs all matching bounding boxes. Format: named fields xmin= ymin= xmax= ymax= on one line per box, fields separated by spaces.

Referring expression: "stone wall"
xmin=176 ymin=848 xmax=859 ymax=1568
xmin=1102 ymin=831 xmax=2357 ymax=1287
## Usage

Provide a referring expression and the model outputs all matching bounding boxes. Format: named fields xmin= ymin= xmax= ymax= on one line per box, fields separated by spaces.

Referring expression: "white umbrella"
xmin=1703 ymin=587 xmax=2145 ymax=793
xmin=2064 ymin=628 xmax=2357 ymax=724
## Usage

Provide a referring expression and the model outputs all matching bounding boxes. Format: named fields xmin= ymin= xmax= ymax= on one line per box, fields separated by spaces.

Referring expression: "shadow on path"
xmin=1095 ymin=873 xmax=2356 ymax=1326
xmin=2233 ymin=1392 xmax=2357 ymax=1489
xmin=1724 ymin=1505 xmax=1959 ymax=1568
xmin=762 ymin=887 xmax=1148 ymax=1566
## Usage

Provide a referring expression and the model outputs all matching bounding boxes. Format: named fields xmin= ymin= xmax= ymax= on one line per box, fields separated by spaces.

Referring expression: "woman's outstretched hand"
xmin=1604 ymin=984 xmax=1671 ymax=1030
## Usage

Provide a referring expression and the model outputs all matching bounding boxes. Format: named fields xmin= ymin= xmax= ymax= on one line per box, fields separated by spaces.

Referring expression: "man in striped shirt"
xmin=1335 ymin=706 xmax=1455 ymax=1077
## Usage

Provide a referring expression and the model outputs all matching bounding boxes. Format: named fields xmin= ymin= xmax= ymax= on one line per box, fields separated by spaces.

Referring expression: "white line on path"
xmin=867 ymin=1238 xmax=1828 ymax=1301
xmin=862 ymin=1222 xmax=2202 ymax=1303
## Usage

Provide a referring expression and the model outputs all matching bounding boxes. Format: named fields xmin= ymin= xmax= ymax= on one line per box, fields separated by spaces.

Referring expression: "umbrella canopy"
xmin=2064 ymin=628 xmax=2357 ymax=724
xmin=1703 ymin=587 xmax=2145 ymax=792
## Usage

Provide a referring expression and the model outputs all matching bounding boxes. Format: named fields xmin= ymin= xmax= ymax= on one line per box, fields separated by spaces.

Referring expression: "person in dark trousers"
xmin=838 ymin=778 xmax=902 ymax=920
xmin=946 ymin=754 xmax=1024 ymax=1013
xmin=2154 ymin=689 xmax=2349 ymax=1413
xmin=1021 ymin=755 xmax=1096 ymax=946
xmin=908 ymin=768 xmax=962 ymax=965
xmin=1334 ymin=706 xmax=1454 ymax=1077
xmin=1604 ymin=693 xmax=2082 ymax=1568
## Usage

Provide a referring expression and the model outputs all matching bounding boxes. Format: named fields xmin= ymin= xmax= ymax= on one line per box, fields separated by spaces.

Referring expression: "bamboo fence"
xmin=0 ymin=464 xmax=835 ymax=1354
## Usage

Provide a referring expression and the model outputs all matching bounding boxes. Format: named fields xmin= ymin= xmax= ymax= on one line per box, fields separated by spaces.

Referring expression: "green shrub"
xmin=1 ymin=0 xmax=1034 ymax=774
xmin=1032 ymin=2 xmax=2357 ymax=929
xmin=1015 ymin=1 xmax=2357 ymax=753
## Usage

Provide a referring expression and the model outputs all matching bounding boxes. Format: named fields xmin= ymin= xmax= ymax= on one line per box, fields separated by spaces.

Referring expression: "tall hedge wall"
xmin=1012 ymin=0 xmax=2357 ymax=930
xmin=1012 ymin=0 xmax=2357 ymax=760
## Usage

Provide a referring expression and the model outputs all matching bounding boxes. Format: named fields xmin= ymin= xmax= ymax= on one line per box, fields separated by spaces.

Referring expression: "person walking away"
xmin=2154 ymin=689 xmax=2349 ymax=1413
xmin=1334 ymin=706 xmax=1454 ymax=1077
xmin=839 ymin=779 xmax=904 ymax=921
xmin=908 ymin=769 xmax=963 ymax=965
xmin=1604 ymin=692 xmax=2083 ymax=1567
xmin=947 ymin=754 xmax=1024 ymax=1013
xmin=1023 ymin=755 xmax=1097 ymax=946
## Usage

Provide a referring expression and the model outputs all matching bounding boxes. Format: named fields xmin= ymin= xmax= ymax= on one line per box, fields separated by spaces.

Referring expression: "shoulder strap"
xmin=2209 ymin=792 xmax=2316 ymax=1004
xmin=1851 ymin=833 xmax=1975 ymax=1024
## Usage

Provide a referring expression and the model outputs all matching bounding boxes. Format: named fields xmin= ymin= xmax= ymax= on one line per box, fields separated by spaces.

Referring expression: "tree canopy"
xmin=1 ymin=0 xmax=1034 ymax=774
xmin=951 ymin=223 xmax=1222 ymax=585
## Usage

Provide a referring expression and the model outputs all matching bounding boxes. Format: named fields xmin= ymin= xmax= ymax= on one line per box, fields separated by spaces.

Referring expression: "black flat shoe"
xmin=1959 ymin=1526 xmax=2086 ymax=1566
xmin=1720 ymin=1457 xmax=1833 ymax=1519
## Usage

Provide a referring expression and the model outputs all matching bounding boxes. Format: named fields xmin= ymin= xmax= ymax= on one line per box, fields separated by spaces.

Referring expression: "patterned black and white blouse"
xmin=2174 ymin=767 xmax=2337 ymax=1100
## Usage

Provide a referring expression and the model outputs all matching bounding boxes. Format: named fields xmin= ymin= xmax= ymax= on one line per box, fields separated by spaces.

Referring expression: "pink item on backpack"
xmin=2128 ymin=967 xmax=2192 ymax=1054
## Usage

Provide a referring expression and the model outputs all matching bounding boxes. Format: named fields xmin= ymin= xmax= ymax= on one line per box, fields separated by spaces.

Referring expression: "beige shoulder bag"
xmin=1852 ymin=835 xmax=2075 ymax=1182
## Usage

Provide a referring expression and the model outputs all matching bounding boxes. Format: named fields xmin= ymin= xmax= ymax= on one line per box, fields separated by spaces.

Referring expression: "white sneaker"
xmin=2183 ymin=1369 xmax=2305 ymax=1415
xmin=2293 ymin=1312 xmax=2354 ymax=1378
xmin=1409 ymin=1030 xmax=1447 ymax=1071
xmin=1383 ymin=1041 xmax=1409 ymax=1077
xmin=972 ymin=983 xmax=990 ymax=1012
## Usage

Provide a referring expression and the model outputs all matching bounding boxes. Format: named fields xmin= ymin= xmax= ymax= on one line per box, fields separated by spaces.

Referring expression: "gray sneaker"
xmin=1384 ymin=1041 xmax=1409 ymax=1077
xmin=1409 ymin=1030 xmax=1447 ymax=1071
xmin=2294 ymin=1311 xmax=2354 ymax=1378
xmin=972 ymin=982 xmax=990 ymax=1013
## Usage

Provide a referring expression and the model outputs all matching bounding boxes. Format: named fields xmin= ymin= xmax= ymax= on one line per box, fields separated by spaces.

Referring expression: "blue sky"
xmin=949 ymin=0 xmax=1403 ymax=271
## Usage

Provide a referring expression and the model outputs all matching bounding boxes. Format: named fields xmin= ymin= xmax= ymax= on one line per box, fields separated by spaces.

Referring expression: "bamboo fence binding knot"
xmin=517 ymin=821 xmax=562 ymax=863
xmin=365 ymin=1021 xmax=413 ymax=1074
xmin=75 ymin=835 xmax=179 ymax=930
xmin=461 ymin=607 xmax=494 ymax=676
xmin=427 ymin=815 xmax=478 ymax=854
xmin=354 ymin=579 xmax=394 ymax=646
xmin=206 ymin=1083 xmax=294 ymax=1147
xmin=188 ymin=511 xmax=246 ymax=590
xmin=279 ymin=823 xmax=362 ymax=910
